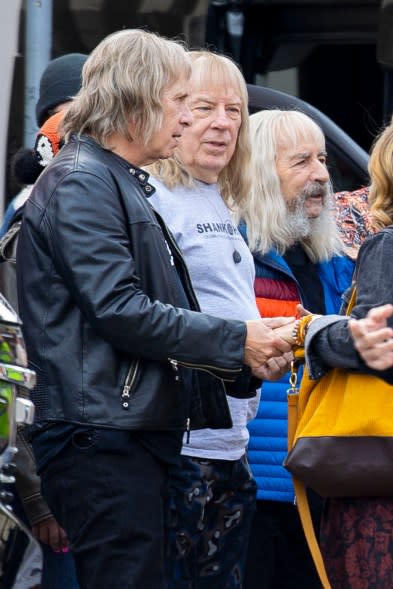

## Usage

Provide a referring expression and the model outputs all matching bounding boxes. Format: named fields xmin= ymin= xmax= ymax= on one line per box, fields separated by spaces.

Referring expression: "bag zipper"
xmin=121 ymin=359 xmax=140 ymax=410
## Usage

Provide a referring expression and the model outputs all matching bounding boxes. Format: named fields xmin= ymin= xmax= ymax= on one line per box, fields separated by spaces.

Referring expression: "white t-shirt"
xmin=149 ymin=177 xmax=260 ymax=460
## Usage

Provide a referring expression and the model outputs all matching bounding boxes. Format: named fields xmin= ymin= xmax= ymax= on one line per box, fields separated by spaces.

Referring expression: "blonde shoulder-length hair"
xmin=147 ymin=50 xmax=251 ymax=209
xmin=237 ymin=109 xmax=343 ymax=262
xmin=62 ymin=29 xmax=191 ymax=148
xmin=368 ymin=123 xmax=393 ymax=230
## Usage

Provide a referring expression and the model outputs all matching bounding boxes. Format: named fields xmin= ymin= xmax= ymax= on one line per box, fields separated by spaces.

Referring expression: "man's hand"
xmin=271 ymin=322 xmax=296 ymax=345
xmin=349 ymin=304 xmax=393 ymax=370
xmin=261 ymin=317 xmax=296 ymax=329
xmin=244 ymin=318 xmax=294 ymax=372
xmin=32 ymin=516 xmax=69 ymax=553
xmin=296 ymin=304 xmax=311 ymax=317
xmin=253 ymin=351 xmax=294 ymax=381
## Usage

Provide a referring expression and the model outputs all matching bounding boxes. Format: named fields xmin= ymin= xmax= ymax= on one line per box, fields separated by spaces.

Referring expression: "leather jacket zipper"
xmin=121 ymin=359 xmax=139 ymax=410
xmin=169 ymin=358 xmax=240 ymax=380
xmin=170 ymin=358 xmax=181 ymax=382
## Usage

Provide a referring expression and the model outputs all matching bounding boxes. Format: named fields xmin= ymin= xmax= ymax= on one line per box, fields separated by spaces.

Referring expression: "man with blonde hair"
xmin=16 ymin=32 xmax=292 ymax=589
xmin=149 ymin=51 xmax=292 ymax=589
xmin=238 ymin=109 xmax=354 ymax=589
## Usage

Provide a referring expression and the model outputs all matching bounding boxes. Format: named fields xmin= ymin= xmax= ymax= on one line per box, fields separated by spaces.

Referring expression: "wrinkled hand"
xmin=32 ymin=516 xmax=69 ymax=553
xmin=253 ymin=351 xmax=294 ymax=381
xmin=244 ymin=318 xmax=293 ymax=372
xmin=349 ymin=304 xmax=393 ymax=370
xmin=271 ymin=320 xmax=297 ymax=345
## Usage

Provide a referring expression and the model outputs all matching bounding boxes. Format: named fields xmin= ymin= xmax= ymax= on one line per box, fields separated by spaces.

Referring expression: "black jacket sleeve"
xmin=305 ymin=230 xmax=393 ymax=384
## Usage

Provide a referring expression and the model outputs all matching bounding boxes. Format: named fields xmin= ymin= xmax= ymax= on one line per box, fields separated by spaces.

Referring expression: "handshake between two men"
xmin=244 ymin=316 xmax=298 ymax=381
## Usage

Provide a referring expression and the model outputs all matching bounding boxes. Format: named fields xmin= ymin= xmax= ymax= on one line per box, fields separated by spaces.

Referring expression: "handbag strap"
xmin=293 ymin=480 xmax=332 ymax=589
xmin=288 ymin=387 xmax=332 ymax=588
xmin=346 ymin=284 xmax=357 ymax=315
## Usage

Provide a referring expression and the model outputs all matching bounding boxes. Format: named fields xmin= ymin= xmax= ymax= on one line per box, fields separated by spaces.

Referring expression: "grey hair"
xmin=237 ymin=109 xmax=343 ymax=262
xmin=62 ymin=29 xmax=191 ymax=147
xmin=147 ymin=50 xmax=251 ymax=209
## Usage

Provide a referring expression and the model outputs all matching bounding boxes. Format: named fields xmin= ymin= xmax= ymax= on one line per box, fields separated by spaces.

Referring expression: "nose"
xmin=311 ymin=158 xmax=329 ymax=184
xmin=179 ymin=105 xmax=193 ymax=128
xmin=211 ymin=105 xmax=232 ymax=128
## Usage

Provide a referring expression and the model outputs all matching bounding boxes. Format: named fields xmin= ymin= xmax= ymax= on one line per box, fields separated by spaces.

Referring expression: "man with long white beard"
xmin=237 ymin=110 xmax=355 ymax=589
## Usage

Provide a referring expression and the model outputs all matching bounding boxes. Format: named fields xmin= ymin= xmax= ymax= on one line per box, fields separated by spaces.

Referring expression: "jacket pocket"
xmin=121 ymin=359 xmax=140 ymax=410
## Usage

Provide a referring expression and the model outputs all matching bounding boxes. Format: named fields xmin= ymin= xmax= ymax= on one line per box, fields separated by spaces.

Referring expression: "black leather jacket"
xmin=17 ymin=136 xmax=248 ymax=434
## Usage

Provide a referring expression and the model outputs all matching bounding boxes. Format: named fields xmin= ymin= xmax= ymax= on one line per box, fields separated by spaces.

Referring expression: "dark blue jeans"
xmin=165 ymin=454 xmax=257 ymax=589
xmin=41 ymin=429 xmax=168 ymax=589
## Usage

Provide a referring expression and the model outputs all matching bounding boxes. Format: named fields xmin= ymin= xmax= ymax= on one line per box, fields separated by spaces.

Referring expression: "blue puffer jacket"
xmin=247 ymin=245 xmax=354 ymax=502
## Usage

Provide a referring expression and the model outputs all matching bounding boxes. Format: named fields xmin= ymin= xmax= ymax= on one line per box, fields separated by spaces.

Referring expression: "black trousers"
xmin=244 ymin=495 xmax=323 ymax=589
xmin=41 ymin=429 xmax=168 ymax=589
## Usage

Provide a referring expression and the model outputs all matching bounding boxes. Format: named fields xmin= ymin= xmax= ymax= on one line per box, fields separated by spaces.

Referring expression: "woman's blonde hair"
xmin=147 ymin=50 xmax=251 ymax=208
xmin=238 ymin=109 xmax=342 ymax=261
xmin=368 ymin=123 xmax=393 ymax=230
xmin=62 ymin=29 xmax=191 ymax=147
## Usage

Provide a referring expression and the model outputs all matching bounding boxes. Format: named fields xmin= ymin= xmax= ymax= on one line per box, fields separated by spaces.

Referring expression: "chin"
xmin=306 ymin=205 xmax=323 ymax=218
xmin=158 ymin=149 xmax=175 ymax=160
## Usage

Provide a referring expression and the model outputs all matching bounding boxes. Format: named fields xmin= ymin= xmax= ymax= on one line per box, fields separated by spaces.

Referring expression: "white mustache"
xmin=302 ymin=182 xmax=329 ymax=200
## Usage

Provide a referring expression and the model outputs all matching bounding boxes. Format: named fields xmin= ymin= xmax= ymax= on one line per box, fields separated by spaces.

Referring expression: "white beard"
xmin=285 ymin=182 xmax=333 ymax=243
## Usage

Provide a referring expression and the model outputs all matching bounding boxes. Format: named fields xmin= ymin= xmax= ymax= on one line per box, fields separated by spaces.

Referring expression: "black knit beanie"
xmin=35 ymin=53 xmax=88 ymax=127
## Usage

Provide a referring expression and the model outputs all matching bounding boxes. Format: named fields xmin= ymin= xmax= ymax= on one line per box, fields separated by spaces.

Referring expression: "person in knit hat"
xmin=1 ymin=53 xmax=87 ymax=238
xmin=0 ymin=121 xmax=80 ymax=588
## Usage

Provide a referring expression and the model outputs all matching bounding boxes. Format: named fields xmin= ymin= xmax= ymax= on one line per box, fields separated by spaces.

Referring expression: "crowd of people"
xmin=2 ymin=26 xmax=393 ymax=589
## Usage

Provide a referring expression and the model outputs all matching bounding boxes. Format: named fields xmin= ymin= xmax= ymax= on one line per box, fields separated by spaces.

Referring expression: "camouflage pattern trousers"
xmin=165 ymin=454 xmax=257 ymax=589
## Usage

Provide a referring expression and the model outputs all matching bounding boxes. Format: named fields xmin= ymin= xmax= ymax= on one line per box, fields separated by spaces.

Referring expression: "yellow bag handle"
xmin=346 ymin=284 xmax=357 ymax=316
xmin=293 ymin=480 xmax=332 ymax=589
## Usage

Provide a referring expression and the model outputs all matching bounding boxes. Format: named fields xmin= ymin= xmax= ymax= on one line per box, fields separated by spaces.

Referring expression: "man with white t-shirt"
xmin=148 ymin=50 xmax=292 ymax=589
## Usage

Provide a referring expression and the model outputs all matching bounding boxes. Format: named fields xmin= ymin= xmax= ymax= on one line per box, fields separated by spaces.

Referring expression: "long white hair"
xmin=237 ymin=109 xmax=343 ymax=262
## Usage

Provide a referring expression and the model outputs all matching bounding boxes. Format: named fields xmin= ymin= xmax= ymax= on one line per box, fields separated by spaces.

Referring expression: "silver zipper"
xmin=121 ymin=359 xmax=139 ymax=410
xmin=169 ymin=357 xmax=240 ymax=379
xmin=169 ymin=358 xmax=181 ymax=381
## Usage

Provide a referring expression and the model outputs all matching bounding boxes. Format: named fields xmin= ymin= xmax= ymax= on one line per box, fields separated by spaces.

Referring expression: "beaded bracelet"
xmin=291 ymin=314 xmax=317 ymax=347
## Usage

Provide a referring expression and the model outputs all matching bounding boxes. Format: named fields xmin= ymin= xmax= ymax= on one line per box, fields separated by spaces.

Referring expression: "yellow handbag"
xmin=284 ymin=287 xmax=393 ymax=498
xmin=284 ymin=288 xmax=393 ymax=589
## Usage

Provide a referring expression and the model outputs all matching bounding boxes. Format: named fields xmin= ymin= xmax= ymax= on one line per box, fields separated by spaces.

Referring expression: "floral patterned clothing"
xmin=320 ymin=497 xmax=393 ymax=588
xmin=334 ymin=187 xmax=375 ymax=260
